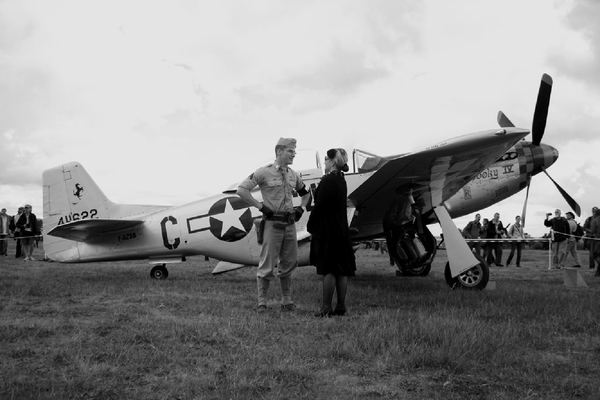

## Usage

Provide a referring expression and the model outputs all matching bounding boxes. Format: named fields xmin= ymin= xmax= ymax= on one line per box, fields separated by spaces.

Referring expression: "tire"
xmin=400 ymin=263 xmax=432 ymax=277
xmin=150 ymin=265 xmax=169 ymax=279
xmin=444 ymin=252 xmax=489 ymax=289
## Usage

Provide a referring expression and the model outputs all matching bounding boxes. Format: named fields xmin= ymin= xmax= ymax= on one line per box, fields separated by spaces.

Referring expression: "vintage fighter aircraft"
xmin=352 ymin=74 xmax=580 ymax=283
xmin=42 ymin=74 xmax=574 ymax=290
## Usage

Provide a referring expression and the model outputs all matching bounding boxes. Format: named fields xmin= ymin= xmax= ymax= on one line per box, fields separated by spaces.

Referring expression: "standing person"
xmin=463 ymin=214 xmax=482 ymax=256
xmin=564 ymin=211 xmax=582 ymax=268
xmin=16 ymin=204 xmax=38 ymax=261
xmin=486 ymin=213 xmax=505 ymax=267
xmin=480 ymin=218 xmax=490 ymax=263
xmin=237 ymin=138 xmax=310 ymax=313
xmin=543 ymin=209 xmax=570 ymax=270
xmin=10 ymin=206 xmax=24 ymax=258
xmin=589 ymin=209 xmax=600 ymax=277
xmin=0 ymin=208 xmax=9 ymax=256
xmin=307 ymin=148 xmax=356 ymax=317
xmin=583 ymin=206 xmax=598 ymax=270
xmin=506 ymin=215 xmax=524 ymax=267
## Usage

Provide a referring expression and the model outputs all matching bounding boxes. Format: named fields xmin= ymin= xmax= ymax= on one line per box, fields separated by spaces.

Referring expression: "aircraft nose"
xmin=533 ymin=143 xmax=559 ymax=172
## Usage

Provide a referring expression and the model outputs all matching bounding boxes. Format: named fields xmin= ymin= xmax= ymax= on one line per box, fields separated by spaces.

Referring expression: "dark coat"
xmin=544 ymin=216 xmax=570 ymax=242
xmin=486 ymin=219 xmax=505 ymax=239
xmin=16 ymin=213 xmax=39 ymax=235
xmin=307 ymin=172 xmax=356 ymax=276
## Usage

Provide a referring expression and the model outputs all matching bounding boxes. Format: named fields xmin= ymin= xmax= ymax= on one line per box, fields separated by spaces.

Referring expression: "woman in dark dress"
xmin=307 ymin=148 xmax=356 ymax=317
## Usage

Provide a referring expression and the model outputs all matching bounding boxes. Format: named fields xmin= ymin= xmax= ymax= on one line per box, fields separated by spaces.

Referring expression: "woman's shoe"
xmin=314 ymin=310 xmax=332 ymax=318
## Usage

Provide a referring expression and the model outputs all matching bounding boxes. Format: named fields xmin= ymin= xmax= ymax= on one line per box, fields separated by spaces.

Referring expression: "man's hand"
xmin=259 ymin=203 xmax=274 ymax=218
xmin=294 ymin=206 xmax=304 ymax=222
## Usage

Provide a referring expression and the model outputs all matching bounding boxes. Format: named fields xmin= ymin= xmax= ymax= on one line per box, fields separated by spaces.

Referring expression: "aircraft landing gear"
xmin=388 ymin=224 xmax=436 ymax=277
xmin=150 ymin=264 xmax=169 ymax=279
xmin=444 ymin=253 xmax=489 ymax=290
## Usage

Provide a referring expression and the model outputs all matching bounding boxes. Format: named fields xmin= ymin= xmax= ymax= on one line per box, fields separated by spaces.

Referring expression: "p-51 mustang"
xmin=43 ymin=74 xmax=576 ymax=289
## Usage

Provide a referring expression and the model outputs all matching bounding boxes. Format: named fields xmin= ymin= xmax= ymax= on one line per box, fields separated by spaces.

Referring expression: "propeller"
xmin=520 ymin=175 xmax=532 ymax=228
xmin=542 ymin=167 xmax=581 ymax=217
xmin=498 ymin=73 xmax=581 ymax=227
xmin=514 ymin=74 xmax=553 ymax=227
xmin=531 ymin=73 xmax=553 ymax=146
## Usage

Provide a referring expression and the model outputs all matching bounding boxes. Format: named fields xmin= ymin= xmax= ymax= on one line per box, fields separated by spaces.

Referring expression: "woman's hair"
xmin=326 ymin=148 xmax=349 ymax=172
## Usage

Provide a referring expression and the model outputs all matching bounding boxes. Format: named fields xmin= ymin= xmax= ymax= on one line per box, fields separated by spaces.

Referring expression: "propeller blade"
xmin=521 ymin=175 xmax=532 ymax=228
xmin=531 ymin=73 xmax=553 ymax=146
xmin=497 ymin=111 xmax=515 ymax=128
xmin=542 ymin=167 xmax=581 ymax=217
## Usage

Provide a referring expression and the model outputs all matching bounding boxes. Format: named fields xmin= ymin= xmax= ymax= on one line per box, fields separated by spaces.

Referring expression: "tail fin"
xmin=43 ymin=162 xmax=171 ymax=262
xmin=43 ymin=162 xmax=115 ymax=261
xmin=44 ymin=162 xmax=114 ymax=221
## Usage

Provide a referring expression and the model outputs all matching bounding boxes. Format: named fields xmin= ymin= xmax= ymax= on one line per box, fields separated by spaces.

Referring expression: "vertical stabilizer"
xmin=43 ymin=162 xmax=114 ymax=261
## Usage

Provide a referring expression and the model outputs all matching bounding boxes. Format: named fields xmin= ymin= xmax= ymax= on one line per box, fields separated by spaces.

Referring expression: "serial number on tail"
xmin=57 ymin=209 xmax=98 ymax=225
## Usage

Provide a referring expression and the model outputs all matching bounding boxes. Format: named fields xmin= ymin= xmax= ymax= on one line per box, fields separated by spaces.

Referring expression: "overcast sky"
xmin=1 ymin=0 xmax=599 ymax=238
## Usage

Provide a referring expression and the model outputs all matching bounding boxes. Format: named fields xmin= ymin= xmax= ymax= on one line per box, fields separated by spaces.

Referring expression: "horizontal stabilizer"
xmin=47 ymin=219 xmax=145 ymax=242
xmin=212 ymin=261 xmax=248 ymax=275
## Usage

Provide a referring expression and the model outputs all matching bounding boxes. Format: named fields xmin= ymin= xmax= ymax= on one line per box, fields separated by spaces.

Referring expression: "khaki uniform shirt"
xmin=238 ymin=162 xmax=305 ymax=214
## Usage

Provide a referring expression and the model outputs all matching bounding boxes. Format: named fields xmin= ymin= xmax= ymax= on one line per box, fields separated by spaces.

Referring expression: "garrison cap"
xmin=276 ymin=137 xmax=297 ymax=149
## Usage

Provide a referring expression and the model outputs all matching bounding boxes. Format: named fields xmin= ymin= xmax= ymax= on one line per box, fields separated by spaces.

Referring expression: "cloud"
xmin=558 ymin=0 xmax=600 ymax=87
xmin=0 ymin=0 xmax=598 ymax=241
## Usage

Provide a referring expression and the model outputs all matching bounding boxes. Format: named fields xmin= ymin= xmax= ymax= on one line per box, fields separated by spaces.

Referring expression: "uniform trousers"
xmin=256 ymin=220 xmax=298 ymax=305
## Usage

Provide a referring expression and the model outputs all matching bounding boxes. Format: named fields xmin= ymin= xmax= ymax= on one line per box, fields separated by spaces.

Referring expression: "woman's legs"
xmin=319 ymin=274 xmax=336 ymax=313
xmin=334 ymin=276 xmax=348 ymax=312
xmin=317 ymin=274 xmax=349 ymax=316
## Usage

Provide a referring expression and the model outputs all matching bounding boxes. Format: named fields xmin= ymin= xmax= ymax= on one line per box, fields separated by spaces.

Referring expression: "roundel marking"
xmin=208 ymin=196 xmax=253 ymax=242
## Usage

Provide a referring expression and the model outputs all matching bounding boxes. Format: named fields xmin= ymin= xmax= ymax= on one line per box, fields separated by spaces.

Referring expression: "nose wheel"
xmin=150 ymin=264 xmax=169 ymax=279
xmin=444 ymin=253 xmax=489 ymax=289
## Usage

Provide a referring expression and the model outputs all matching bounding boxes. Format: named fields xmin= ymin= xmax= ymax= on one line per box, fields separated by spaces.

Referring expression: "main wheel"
xmin=444 ymin=253 xmax=489 ymax=289
xmin=150 ymin=264 xmax=169 ymax=279
xmin=399 ymin=263 xmax=432 ymax=277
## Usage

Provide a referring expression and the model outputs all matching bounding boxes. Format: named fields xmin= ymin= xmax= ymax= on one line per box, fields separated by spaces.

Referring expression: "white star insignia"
xmin=213 ymin=199 xmax=248 ymax=237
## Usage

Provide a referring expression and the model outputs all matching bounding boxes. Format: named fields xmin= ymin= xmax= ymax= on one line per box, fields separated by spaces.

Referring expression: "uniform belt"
xmin=266 ymin=213 xmax=294 ymax=223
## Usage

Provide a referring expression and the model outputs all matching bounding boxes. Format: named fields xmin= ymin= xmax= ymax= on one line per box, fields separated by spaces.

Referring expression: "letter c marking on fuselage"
xmin=161 ymin=216 xmax=180 ymax=250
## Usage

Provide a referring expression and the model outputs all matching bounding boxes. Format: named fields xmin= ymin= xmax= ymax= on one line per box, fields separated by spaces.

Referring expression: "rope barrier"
xmin=364 ymin=234 xmax=595 ymax=269
xmin=464 ymin=238 xmax=548 ymax=243
xmin=0 ymin=234 xmax=43 ymax=241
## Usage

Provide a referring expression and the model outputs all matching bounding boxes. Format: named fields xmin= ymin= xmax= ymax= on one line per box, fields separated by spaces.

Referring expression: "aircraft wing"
xmin=47 ymin=219 xmax=145 ymax=242
xmin=348 ymin=128 xmax=529 ymax=236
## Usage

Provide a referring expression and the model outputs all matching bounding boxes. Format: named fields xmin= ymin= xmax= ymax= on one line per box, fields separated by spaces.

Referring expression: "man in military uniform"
xmin=237 ymin=138 xmax=310 ymax=313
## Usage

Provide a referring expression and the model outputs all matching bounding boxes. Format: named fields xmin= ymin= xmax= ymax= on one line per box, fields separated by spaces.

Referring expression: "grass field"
xmin=1 ymin=241 xmax=599 ymax=399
